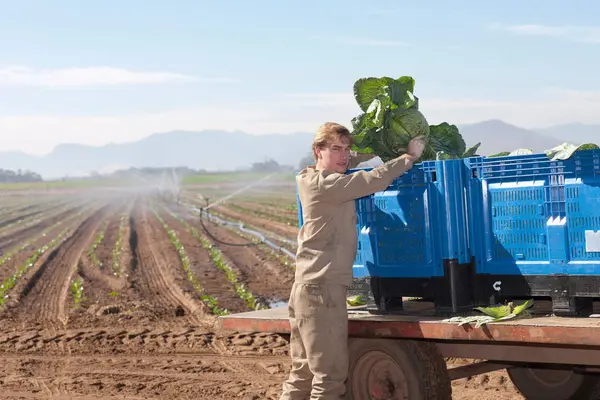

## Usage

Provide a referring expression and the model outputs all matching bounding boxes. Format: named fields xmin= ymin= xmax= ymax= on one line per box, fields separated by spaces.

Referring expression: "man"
xmin=280 ymin=122 xmax=425 ymax=399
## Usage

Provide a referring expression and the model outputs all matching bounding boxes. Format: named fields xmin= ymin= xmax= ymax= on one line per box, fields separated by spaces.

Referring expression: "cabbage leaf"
xmin=442 ymin=299 xmax=534 ymax=328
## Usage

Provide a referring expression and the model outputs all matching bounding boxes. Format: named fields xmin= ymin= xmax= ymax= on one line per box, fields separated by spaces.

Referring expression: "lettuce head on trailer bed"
xmin=443 ymin=299 xmax=534 ymax=328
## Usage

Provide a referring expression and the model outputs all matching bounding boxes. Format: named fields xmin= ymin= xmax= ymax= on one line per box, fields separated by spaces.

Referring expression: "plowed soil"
xmin=0 ymin=203 xmax=87 ymax=283
xmin=0 ymin=194 xmax=524 ymax=399
xmin=159 ymin=209 xmax=251 ymax=314
xmin=170 ymin=203 xmax=295 ymax=306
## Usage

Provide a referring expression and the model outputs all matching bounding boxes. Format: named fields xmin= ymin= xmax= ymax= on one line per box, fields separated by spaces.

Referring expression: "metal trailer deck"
xmin=219 ymin=303 xmax=600 ymax=400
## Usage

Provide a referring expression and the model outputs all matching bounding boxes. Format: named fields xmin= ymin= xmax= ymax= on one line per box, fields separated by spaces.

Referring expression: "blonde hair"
xmin=312 ymin=122 xmax=353 ymax=160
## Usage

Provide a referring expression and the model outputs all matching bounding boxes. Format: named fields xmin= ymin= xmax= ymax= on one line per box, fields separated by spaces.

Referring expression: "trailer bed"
xmin=219 ymin=301 xmax=600 ymax=398
xmin=219 ymin=304 xmax=600 ymax=347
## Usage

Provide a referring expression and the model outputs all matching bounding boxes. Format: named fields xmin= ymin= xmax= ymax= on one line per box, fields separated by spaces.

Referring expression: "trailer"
xmin=219 ymin=300 xmax=600 ymax=400
xmin=216 ymin=148 xmax=600 ymax=399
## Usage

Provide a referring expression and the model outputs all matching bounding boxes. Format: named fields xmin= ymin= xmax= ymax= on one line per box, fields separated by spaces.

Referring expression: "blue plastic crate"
xmin=296 ymin=159 xmax=472 ymax=279
xmin=465 ymin=148 xmax=600 ymax=276
xmin=354 ymin=159 xmax=471 ymax=280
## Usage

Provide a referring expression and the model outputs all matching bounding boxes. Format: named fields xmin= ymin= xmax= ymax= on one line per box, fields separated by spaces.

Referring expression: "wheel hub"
xmin=352 ymin=350 xmax=409 ymax=399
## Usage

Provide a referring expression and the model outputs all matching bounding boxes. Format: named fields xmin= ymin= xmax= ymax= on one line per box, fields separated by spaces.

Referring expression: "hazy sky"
xmin=1 ymin=0 xmax=599 ymax=155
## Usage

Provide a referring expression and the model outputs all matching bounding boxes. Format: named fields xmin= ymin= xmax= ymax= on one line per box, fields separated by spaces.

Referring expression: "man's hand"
xmin=407 ymin=136 xmax=425 ymax=161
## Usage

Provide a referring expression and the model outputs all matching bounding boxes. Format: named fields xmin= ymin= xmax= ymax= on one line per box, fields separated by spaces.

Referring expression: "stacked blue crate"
xmin=358 ymin=160 xmax=475 ymax=314
xmin=464 ymin=148 xmax=600 ymax=316
xmin=296 ymin=159 xmax=476 ymax=314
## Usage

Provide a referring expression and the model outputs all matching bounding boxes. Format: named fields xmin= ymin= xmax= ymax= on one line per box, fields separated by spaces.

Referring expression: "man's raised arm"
xmin=314 ymin=153 xmax=417 ymax=204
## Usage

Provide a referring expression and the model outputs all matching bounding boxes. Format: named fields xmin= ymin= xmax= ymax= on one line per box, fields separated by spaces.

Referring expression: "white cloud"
xmin=490 ymin=23 xmax=600 ymax=44
xmin=2 ymin=88 xmax=600 ymax=155
xmin=0 ymin=66 xmax=232 ymax=87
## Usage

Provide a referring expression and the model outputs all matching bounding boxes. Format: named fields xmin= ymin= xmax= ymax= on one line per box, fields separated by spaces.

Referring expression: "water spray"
xmin=178 ymin=172 xmax=296 ymax=260
xmin=204 ymin=174 xmax=274 ymax=211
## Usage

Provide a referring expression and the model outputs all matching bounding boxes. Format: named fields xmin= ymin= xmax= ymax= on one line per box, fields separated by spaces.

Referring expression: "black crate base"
xmin=355 ymin=258 xmax=478 ymax=317
xmin=353 ymin=263 xmax=600 ymax=317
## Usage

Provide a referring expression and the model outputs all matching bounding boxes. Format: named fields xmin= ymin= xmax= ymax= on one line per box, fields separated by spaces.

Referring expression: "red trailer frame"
xmin=219 ymin=304 xmax=600 ymax=400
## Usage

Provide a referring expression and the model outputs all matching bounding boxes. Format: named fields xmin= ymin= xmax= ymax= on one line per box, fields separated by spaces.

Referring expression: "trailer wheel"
xmin=345 ymin=338 xmax=451 ymax=400
xmin=508 ymin=366 xmax=600 ymax=400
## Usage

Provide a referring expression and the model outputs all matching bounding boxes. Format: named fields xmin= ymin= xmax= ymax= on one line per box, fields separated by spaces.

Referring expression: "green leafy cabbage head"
xmin=350 ymin=76 xmax=431 ymax=161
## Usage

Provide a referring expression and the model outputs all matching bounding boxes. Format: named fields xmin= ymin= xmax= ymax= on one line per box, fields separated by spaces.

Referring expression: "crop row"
xmin=0 ymin=199 xmax=51 ymax=220
xmin=151 ymin=208 xmax=228 ymax=316
xmin=0 ymin=202 xmax=26 ymax=216
xmin=0 ymin=197 xmax=68 ymax=224
xmin=70 ymin=277 xmax=85 ymax=306
xmin=0 ymin=203 xmax=91 ymax=269
xmin=162 ymin=205 xmax=266 ymax=311
xmin=0 ymin=199 xmax=81 ymax=239
xmin=111 ymin=215 xmax=128 ymax=277
xmin=87 ymin=222 xmax=106 ymax=267
xmin=0 ymin=210 xmax=91 ymax=307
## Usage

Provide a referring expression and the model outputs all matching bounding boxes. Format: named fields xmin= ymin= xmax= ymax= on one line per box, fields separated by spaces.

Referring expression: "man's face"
xmin=316 ymin=137 xmax=351 ymax=174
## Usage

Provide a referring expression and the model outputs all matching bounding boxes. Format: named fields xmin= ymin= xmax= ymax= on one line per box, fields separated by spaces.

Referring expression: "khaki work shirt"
xmin=294 ymin=153 xmax=416 ymax=287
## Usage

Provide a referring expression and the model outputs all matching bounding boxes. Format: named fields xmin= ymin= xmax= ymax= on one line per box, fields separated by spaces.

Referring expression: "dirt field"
xmin=0 ymin=184 xmax=525 ymax=399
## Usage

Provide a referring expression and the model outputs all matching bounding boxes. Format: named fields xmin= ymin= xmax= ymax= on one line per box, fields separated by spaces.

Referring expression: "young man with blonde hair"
xmin=280 ymin=122 xmax=425 ymax=399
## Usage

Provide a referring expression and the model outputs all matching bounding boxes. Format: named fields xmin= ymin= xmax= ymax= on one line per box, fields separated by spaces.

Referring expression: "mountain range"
xmin=1 ymin=120 xmax=598 ymax=179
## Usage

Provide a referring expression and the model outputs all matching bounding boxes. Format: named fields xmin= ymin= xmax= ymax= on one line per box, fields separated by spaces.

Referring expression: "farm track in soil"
xmin=0 ymin=191 xmax=523 ymax=399
xmin=77 ymin=208 xmax=130 ymax=295
xmin=0 ymin=326 xmax=290 ymax=399
xmin=66 ymin=200 xmax=139 ymax=328
xmin=125 ymin=199 xmax=208 ymax=325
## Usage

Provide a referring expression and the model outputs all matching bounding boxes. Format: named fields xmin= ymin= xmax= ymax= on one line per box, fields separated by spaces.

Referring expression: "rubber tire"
xmin=508 ymin=366 xmax=600 ymax=400
xmin=345 ymin=338 xmax=451 ymax=400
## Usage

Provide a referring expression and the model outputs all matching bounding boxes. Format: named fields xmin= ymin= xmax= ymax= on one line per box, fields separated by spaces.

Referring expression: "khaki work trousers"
xmin=279 ymin=282 xmax=349 ymax=400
